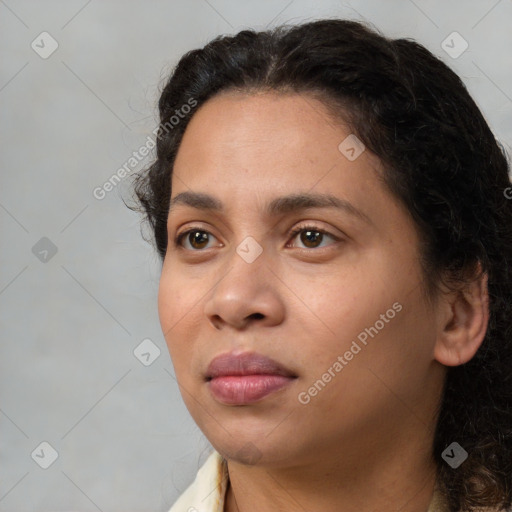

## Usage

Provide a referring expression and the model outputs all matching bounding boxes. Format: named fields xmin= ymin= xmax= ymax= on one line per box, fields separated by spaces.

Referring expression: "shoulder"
xmin=167 ymin=450 xmax=229 ymax=512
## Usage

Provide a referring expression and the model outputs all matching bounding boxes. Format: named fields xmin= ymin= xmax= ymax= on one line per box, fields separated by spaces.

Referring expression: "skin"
xmin=158 ymin=91 xmax=489 ymax=512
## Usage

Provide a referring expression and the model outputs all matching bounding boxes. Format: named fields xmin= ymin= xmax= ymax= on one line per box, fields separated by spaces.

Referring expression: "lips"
xmin=206 ymin=351 xmax=296 ymax=379
xmin=206 ymin=352 xmax=297 ymax=405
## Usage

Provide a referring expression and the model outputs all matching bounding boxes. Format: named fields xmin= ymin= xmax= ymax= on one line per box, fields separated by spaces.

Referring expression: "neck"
xmin=224 ymin=421 xmax=438 ymax=512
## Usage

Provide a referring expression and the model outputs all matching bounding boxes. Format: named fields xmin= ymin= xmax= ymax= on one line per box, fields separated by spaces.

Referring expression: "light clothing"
xmin=169 ymin=451 xmax=229 ymax=512
xmin=168 ymin=450 xmax=450 ymax=512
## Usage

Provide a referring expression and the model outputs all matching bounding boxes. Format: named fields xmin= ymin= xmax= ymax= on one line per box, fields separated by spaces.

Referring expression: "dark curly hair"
xmin=128 ymin=18 xmax=512 ymax=511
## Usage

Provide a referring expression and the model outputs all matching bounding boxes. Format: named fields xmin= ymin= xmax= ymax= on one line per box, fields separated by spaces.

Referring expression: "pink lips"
xmin=206 ymin=352 xmax=297 ymax=405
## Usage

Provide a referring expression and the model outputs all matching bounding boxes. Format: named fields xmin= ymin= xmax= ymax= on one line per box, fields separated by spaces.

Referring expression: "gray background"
xmin=1 ymin=1 xmax=511 ymax=511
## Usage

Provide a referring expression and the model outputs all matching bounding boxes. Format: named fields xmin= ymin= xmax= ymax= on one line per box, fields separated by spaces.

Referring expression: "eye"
xmin=287 ymin=224 xmax=339 ymax=250
xmin=174 ymin=228 xmax=219 ymax=250
xmin=173 ymin=224 xmax=339 ymax=252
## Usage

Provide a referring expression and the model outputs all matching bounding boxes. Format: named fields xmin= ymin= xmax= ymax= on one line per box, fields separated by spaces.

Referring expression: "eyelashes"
xmin=173 ymin=223 xmax=340 ymax=251
xmin=286 ymin=225 xmax=338 ymax=249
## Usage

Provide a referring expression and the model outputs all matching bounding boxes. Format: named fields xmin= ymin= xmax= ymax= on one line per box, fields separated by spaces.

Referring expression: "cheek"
xmin=157 ymin=272 xmax=175 ymax=335
xmin=295 ymin=261 xmax=427 ymax=381
xmin=344 ymin=288 xmax=436 ymax=405
xmin=383 ymin=292 xmax=436 ymax=367
xmin=157 ymin=271 xmax=189 ymax=355
xmin=157 ymin=269 xmax=207 ymax=381
xmin=158 ymin=262 xmax=199 ymax=324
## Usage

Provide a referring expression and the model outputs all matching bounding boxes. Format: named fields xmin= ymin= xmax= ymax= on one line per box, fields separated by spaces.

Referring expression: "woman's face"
xmin=158 ymin=91 xmax=445 ymax=467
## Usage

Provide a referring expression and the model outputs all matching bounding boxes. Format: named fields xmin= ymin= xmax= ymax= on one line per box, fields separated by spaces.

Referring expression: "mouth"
xmin=205 ymin=351 xmax=297 ymax=405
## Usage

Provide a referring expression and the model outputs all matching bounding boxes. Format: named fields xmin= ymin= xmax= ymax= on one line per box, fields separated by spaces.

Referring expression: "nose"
xmin=203 ymin=245 xmax=286 ymax=331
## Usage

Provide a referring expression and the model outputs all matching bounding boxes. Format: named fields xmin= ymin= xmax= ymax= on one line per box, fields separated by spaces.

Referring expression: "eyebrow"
xmin=168 ymin=191 xmax=373 ymax=225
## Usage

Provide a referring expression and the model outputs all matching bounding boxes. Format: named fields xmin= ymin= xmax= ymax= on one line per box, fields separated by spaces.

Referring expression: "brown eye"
xmin=300 ymin=230 xmax=324 ymax=248
xmin=174 ymin=225 xmax=338 ymax=252
xmin=288 ymin=225 xmax=337 ymax=250
xmin=175 ymin=229 xmax=215 ymax=250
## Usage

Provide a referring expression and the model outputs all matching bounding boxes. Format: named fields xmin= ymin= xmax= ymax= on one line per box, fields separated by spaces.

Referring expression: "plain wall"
xmin=1 ymin=1 xmax=511 ymax=510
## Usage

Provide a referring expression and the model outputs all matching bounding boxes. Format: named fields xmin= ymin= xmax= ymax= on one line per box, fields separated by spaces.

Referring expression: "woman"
xmin=130 ymin=19 xmax=512 ymax=512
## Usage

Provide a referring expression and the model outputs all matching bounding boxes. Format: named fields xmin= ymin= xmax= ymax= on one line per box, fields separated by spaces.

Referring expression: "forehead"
xmin=177 ymin=90 xmax=343 ymax=148
xmin=169 ymin=91 xmax=420 ymax=250
xmin=173 ymin=91 xmax=377 ymax=185
xmin=171 ymin=91 xmax=397 ymax=219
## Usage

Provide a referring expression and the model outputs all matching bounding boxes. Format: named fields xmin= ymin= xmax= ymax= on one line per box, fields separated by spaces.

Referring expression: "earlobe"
xmin=433 ymin=266 xmax=489 ymax=367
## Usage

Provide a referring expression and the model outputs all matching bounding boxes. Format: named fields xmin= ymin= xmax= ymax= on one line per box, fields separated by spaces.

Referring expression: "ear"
xmin=434 ymin=263 xmax=490 ymax=367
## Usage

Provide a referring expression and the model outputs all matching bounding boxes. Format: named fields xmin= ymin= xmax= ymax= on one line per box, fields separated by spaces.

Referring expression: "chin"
xmin=219 ymin=441 xmax=265 ymax=466
xmin=208 ymin=431 xmax=305 ymax=468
